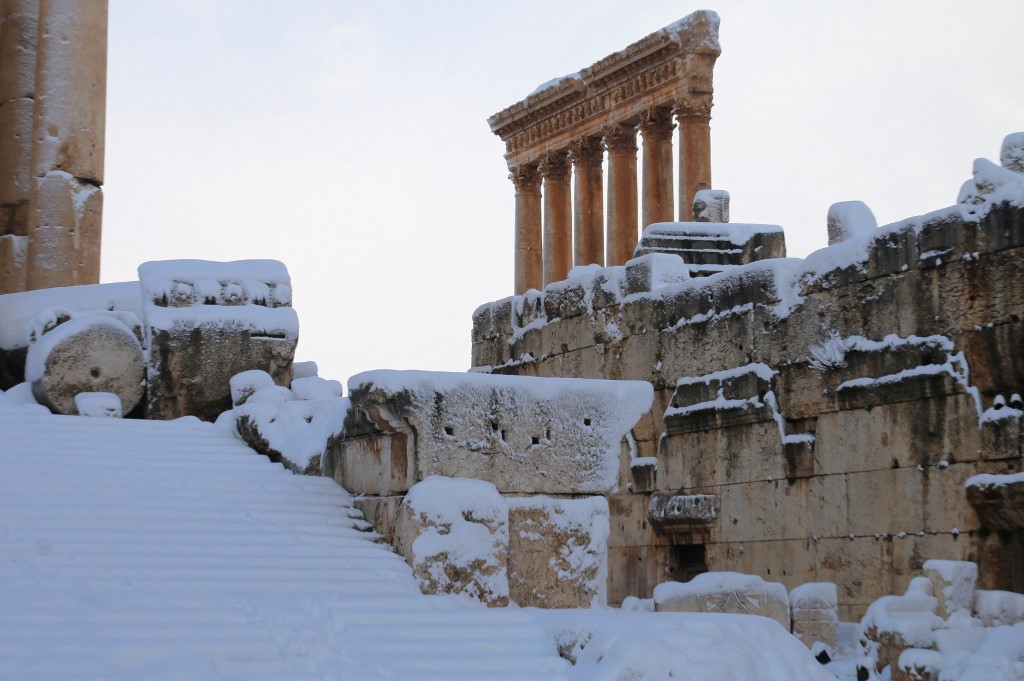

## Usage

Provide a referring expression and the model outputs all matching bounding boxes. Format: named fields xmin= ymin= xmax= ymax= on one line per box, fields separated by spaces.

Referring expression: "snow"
xmin=291 ymin=375 xmax=342 ymax=400
xmin=641 ymin=220 xmax=783 ymax=246
xmin=144 ymin=304 xmax=299 ymax=336
xmin=924 ymin=559 xmax=978 ymax=616
xmin=826 ymin=200 xmax=878 ymax=244
xmin=246 ymin=384 xmax=294 ymax=403
xmin=229 ymin=369 xmax=276 ymax=405
xmin=975 ymin=591 xmax=1024 ymax=627
xmin=139 ymin=259 xmax=291 ymax=285
xmin=291 ymin=360 xmax=319 ymax=379
xmin=965 ymin=471 xmax=1024 ymax=490
xmin=528 ymin=72 xmax=582 ymax=97
xmin=676 ymin=362 xmax=777 ymax=386
xmin=654 ymin=572 xmax=789 ymax=609
xmin=0 ymin=281 xmax=142 ymax=350
xmin=228 ymin=396 xmax=349 ymax=472
xmin=403 ymin=476 xmax=510 ymax=604
xmin=74 ymin=391 xmax=123 ymax=418
xmin=859 ymin=593 xmax=942 ymax=649
xmin=0 ymin=405 xmax=843 ymax=679
xmin=791 ymin=582 xmax=838 ymax=611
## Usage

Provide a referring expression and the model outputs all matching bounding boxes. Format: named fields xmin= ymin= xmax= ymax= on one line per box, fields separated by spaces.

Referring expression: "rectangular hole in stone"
xmin=531 ymin=436 xmax=540 ymax=445
xmin=501 ymin=430 xmax=508 ymax=441
xmin=584 ymin=418 xmax=592 ymax=426
xmin=444 ymin=426 xmax=454 ymax=436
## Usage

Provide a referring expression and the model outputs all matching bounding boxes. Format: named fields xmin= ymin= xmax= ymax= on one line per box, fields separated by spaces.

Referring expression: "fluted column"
xmin=603 ymin=123 xmax=638 ymax=267
xmin=675 ymin=96 xmax=712 ymax=220
xmin=639 ymin=107 xmax=675 ymax=228
xmin=26 ymin=0 xmax=107 ymax=290
xmin=568 ymin=137 xmax=604 ymax=267
xmin=0 ymin=0 xmax=40 ymax=293
xmin=510 ymin=164 xmax=542 ymax=295
xmin=538 ymin=151 xmax=572 ymax=286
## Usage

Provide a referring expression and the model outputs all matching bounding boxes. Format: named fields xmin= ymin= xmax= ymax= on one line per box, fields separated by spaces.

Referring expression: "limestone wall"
xmin=470 ymin=154 xmax=1024 ymax=618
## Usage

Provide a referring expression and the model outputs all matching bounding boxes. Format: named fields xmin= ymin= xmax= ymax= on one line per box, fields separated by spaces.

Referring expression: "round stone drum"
xmin=27 ymin=315 xmax=145 ymax=416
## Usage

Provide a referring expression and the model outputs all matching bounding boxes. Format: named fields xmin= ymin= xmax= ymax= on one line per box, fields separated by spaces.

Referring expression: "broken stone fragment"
xmin=27 ymin=314 xmax=144 ymax=416
xmin=827 ymin=201 xmax=877 ymax=245
xmin=692 ymin=189 xmax=730 ymax=223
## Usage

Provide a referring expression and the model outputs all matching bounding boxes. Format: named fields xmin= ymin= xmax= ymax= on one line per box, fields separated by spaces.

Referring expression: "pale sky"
xmin=102 ymin=1 xmax=1024 ymax=386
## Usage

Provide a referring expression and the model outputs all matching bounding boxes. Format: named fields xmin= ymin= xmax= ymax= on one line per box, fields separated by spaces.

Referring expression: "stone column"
xmin=510 ymin=164 xmax=542 ymax=295
xmin=603 ymin=123 xmax=638 ymax=267
xmin=639 ymin=107 xmax=675 ymax=228
xmin=567 ymin=137 xmax=604 ymax=268
xmin=538 ymin=151 xmax=572 ymax=286
xmin=25 ymin=0 xmax=107 ymax=291
xmin=0 ymin=0 xmax=40 ymax=293
xmin=675 ymin=97 xmax=712 ymax=221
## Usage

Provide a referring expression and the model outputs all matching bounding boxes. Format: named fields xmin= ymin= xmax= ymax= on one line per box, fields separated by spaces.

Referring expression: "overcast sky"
xmin=102 ymin=1 xmax=1024 ymax=386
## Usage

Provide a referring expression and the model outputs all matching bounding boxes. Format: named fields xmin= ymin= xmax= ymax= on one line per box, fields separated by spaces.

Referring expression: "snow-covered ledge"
xmin=328 ymin=370 xmax=653 ymax=496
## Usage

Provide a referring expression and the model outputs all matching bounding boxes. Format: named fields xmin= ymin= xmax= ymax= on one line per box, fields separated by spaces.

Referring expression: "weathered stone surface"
xmin=790 ymin=582 xmax=838 ymax=649
xmin=507 ymin=496 xmax=609 ymax=608
xmin=140 ymin=260 xmax=297 ymax=422
xmin=922 ymin=559 xmax=977 ymax=619
xmin=1002 ymin=132 xmax=1024 ymax=174
xmin=393 ymin=477 xmax=509 ymax=606
xmin=27 ymin=314 xmax=143 ymax=416
xmin=342 ymin=370 xmax=652 ymax=495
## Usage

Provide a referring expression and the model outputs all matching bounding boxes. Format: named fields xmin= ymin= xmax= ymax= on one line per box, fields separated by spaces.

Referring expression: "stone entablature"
xmin=470 ymin=139 xmax=1024 ymax=617
xmin=489 ymin=11 xmax=720 ymax=294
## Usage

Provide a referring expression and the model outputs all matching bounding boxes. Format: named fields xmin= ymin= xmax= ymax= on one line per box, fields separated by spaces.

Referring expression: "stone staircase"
xmin=0 ymin=409 xmax=569 ymax=680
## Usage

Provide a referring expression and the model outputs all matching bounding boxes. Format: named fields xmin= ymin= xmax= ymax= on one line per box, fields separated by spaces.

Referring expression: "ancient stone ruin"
xmin=470 ymin=133 xmax=1024 ymax=619
xmin=488 ymin=10 xmax=719 ymax=293
xmin=0 ymin=0 xmax=107 ymax=294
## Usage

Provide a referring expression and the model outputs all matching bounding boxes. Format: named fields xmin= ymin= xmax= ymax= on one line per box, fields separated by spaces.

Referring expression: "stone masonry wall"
xmin=471 ymin=194 xmax=1024 ymax=619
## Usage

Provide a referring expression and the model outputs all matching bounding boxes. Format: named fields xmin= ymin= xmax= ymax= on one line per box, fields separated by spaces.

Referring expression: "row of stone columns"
xmin=510 ymin=101 xmax=711 ymax=295
xmin=0 ymin=0 xmax=107 ymax=294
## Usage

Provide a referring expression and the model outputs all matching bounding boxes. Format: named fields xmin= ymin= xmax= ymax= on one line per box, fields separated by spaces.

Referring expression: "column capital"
xmin=638 ymin=107 xmax=676 ymax=142
xmin=567 ymin=137 xmax=603 ymax=169
xmin=674 ymin=96 xmax=713 ymax=124
xmin=537 ymin=151 xmax=570 ymax=182
xmin=601 ymin=123 xmax=637 ymax=156
xmin=509 ymin=164 xmax=541 ymax=195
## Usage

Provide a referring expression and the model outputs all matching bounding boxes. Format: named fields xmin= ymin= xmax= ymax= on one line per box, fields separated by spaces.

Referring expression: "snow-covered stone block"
xmin=26 ymin=314 xmax=144 ymax=416
xmin=74 ymin=392 xmax=122 ymax=418
xmin=507 ymin=496 xmax=608 ymax=608
xmin=827 ymin=201 xmax=877 ymax=246
xmin=965 ymin=472 xmax=1024 ymax=532
xmin=692 ymin=188 xmax=730 ymax=223
xmin=973 ymin=590 xmax=1024 ymax=627
xmin=1000 ymin=132 xmax=1024 ymax=174
xmin=896 ymin=648 xmax=944 ymax=681
xmin=291 ymin=360 xmax=318 ymax=380
xmin=230 ymin=369 xmax=275 ymax=407
xmin=394 ymin=476 xmax=509 ymax=606
xmin=653 ymin=572 xmax=790 ymax=629
xmin=958 ymin=158 xmax=1024 ymax=207
xmin=790 ymin=582 xmax=839 ymax=650
xmin=623 ymin=253 xmax=689 ymax=296
xmin=290 ymin=376 xmax=342 ymax=401
xmin=923 ymin=559 xmax=977 ymax=619
xmin=139 ymin=259 xmax=298 ymax=421
xmin=859 ymin=592 xmax=943 ymax=675
xmin=246 ymin=385 xmax=294 ymax=403
xmin=232 ymin=397 xmax=349 ymax=474
xmin=343 ymin=370 xmax=653 ymax=495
